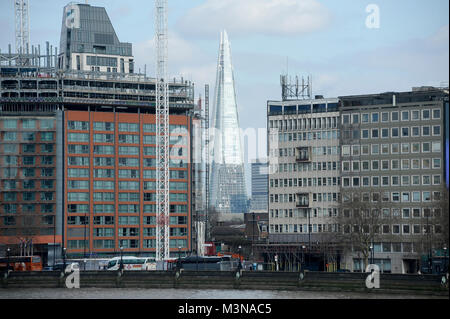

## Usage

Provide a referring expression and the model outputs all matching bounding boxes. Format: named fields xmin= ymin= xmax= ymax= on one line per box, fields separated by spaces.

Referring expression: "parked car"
xmin=337 ymin=269 xmax=351 ymax=273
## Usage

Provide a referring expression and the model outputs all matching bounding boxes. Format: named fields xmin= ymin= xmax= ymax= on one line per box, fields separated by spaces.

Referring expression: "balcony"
xmin=296 ymin=193 xmax=310 ymax=208
xmin=296 ymin=147 xmax=311 ymax=162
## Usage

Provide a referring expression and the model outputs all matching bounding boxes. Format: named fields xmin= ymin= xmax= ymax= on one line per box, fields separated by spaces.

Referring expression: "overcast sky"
xmin=1 ymin=0 xmax=448 ymax=195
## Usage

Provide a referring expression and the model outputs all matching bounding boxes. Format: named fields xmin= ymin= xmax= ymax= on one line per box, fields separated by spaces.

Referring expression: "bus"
xmin=0 ymin=256 xmax=43 ymax=272
xmin=106 ymin=256 xmax=156 ymax=271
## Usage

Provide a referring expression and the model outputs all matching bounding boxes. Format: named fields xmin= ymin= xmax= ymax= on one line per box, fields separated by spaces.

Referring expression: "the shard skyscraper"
xmin=210 ymin=30 xmax=248 ymax=214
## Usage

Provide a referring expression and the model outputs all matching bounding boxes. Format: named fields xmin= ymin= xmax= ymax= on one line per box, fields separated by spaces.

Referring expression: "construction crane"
xmin=14 ymin=0 xmax=30 ymax=55
xmin=155 ymin=0 xmax=170 ymax=261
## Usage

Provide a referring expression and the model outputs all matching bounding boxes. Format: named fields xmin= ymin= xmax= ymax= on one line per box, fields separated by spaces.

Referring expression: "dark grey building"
xmin=59 ymin=3 xmax=133 ymax=73
xmin=339 ymin=88 xmax=449 ymax=274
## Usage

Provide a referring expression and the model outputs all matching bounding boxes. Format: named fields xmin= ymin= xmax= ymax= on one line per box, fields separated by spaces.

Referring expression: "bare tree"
xmin=336 ymin=191 xmax=386 ymax=270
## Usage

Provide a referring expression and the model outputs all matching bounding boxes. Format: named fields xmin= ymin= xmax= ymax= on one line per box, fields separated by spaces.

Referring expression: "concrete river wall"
xmin=1 ymin=270 xmax=448 ymax=296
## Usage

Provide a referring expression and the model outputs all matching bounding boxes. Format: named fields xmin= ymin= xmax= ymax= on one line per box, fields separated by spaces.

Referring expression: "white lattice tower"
xmin=14 ymin=0 xmax=30 ymax=55
xmin=155 ymin=0 xmax=170 ymax=261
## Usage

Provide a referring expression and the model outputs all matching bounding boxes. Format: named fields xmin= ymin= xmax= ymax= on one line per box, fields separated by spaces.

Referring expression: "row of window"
xmin=272 ymin=147 xmax=339 ymax=158
xmin=270 ymin=222 xmax=442 ymax=235
xmin=1 ymin=204 xmax=54 ymax=214
xmin=2 ymin=215 xmax=54 ymax=226
xmin=67 ymin=204 xmax=187 ymax=214
xmin=67 ymin=215 xmax=188 ymax=226
xmin=342 ymin=159 xmax=442 ymax=172
xmin=1 ymin=118 xmax=54 ymax=130
xmin=270 ymin=177 xmax=341 ymax=188
xmin=269 ymin=161 xmax=342 ymax=174
xmin=269 ymin=207 xmax=440 ymax=220
xmin=66 ymin=239 xmax=188 ymax=250
xmin=270 ymin=192 xmax=339 ymax=204
xmin=342 ymin=175 xmax=442 ymax=188
xmin=357 ymin=125 xmax=441 ymax=140
xmin=342 ymin=190 xmax=442 ymax=203
xmin=342 ymin=108 xmax=441 ymax=125
xmin=2 ymin=192 xmax=55 ymax=201
xmin=0 ymin=156 xmax=54 ymax=166
xmin=67 ymin=192 xmax=188 ymax=202
xmin=1 ymin=132 xmax=54 ymax=142
xmin=271 ymin=130 xmax=340 ymax=143
xmin=90 ymin=227 xmax=188 ymax=238
xmin=68 ymin=121 xmax=187 ymax=133
xmin=67 ymin=180 xmax=186 ymax=191
xmin=269 ymin=116 xmax=339 ymax=131
xmin=68 ymin=144 xmax=188 ymax=155
xmin=0 ymin=144 xmax=54 ymax=154
xmin=342 ymin=142 xmax=442 ymax=157
xmin=1 ymin=168 xmax=53 ymax=178
xmin=2 ymin=180 xmax=54 ymax=190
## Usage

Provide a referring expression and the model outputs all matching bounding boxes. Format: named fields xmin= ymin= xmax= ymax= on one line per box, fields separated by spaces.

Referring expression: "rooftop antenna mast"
xmin=155 ymin=0 xmax=170 ymax=261
xmin=14 ymin=0 xmax=30 ymax=58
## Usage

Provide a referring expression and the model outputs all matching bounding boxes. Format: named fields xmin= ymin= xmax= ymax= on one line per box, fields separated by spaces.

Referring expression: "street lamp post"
xmin=63 ymin=247 xmax=67 ymax=271
xmin=119 ymin=246 xmax=124 ymax=271
xmin=178 ymin=246 xmax=182 ymax=271
xmin=238 ymin=245 xmax=242 ymax=271
xmin=369 ymin=244 xmax=374 ymax=266
xmin=444 ymin=246 xmax=448 ymax=273
xmin=301 ymin=245 xmax=306 ymax=271
xmin=6 ymin=248 xmax=10 ymax=272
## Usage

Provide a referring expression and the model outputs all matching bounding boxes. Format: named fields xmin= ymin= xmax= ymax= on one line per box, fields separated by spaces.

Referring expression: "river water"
xmin=0 ymin=288 xmax=445 ymax=299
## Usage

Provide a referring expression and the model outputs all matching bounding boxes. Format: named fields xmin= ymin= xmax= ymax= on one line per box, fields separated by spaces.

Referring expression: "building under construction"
xmin=0 ymin=2 xmax=201 ymax=265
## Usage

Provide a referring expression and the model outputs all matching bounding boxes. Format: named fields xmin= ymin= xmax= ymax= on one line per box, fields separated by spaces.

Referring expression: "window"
xmin=362 ymin=129 xmax=369 ymax=139
xmin=391 ymin=128 xmax=399 ymax=138
xmin=411 ymin=110 xmax=420 ymax=120
xmin=381 ymin=112 xmax=389 ymax=122
xmin=422 ymin=126 xmax=430 ymax=136
xmin=401 ymin=127 xmax=409 ymax=137
xmin=412 ymin=175 xmax=420 ymax=186
xmin=391 ymin=111 xmax=399 ymax=121
xmin=391 ymin=176 xmax=400 ymax=186
xmin=411 ymin=126 xmax=420 ymax=137
xmin=371 ymin=160 xmax=379 ymax=170
xmin=433 ymin=175 xmax=441 ymax=185
xmin=119 ymin=123 xmax=139 ymax=132
xmin=422 ymin=191 xmax=431 ymax=202
xmin=371 ymin=144 xmax=379 ymax=155
xmin=381 ymin=144 xmax=389 ymax=155
xmin=432 ymin=125 xmax=441 ymax=136
xmin=401 ymin=143 xmax=409 ymax=154
xmin=432 ymin=141 xmax=441 ymax=153
xmin=411 ymin=143 xmax=420 ymax=153
xmin=401 ymin=159 xmax=410 ymax=170
xmin=402 ymin=193 xmax=410 ymax=203
xmin=422 ymin=142 xmax=430 ymax=153
xmin=401 ymin=111 xmax=409 ymax=121
xmin=401 ymin=175 xmax=410 ymax=186
xmin=3 ymin=132 xmax=17 ymax=141
xmin=371 ymin=129 xmax=379 ymax=138
xmin=371 ymin=113 xmax=379 ymax=123
xmin=381 ymin=128 xmax=389 ymax=138
xmin=391 ymin=143 xmax=399 ymax=154
xmin=422 ymin=109 xmax=430 ymax=120
xmin=432 ymin=109 xmax=441 ymax=119
xmin=362 ymin=113 xmax=369 ymax=123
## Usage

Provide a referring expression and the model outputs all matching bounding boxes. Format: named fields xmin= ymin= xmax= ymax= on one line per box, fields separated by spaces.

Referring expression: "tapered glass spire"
xmin=210 ymin=30 xmax=248 ymax=214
